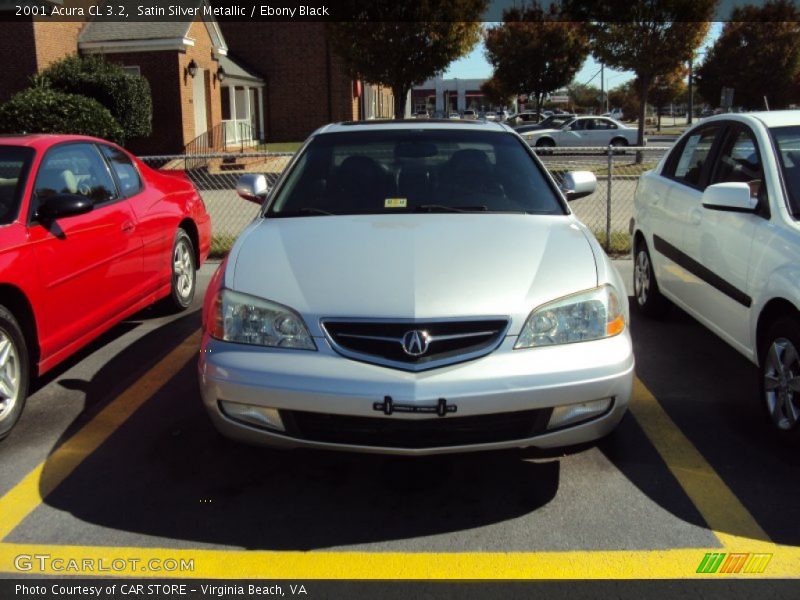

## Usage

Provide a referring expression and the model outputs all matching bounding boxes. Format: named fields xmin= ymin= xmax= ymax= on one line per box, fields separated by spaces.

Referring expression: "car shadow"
xmin=35 ymin=309 xmax=560 ymax=550
xmin=609 ymin=298 xmax=800 ymax=547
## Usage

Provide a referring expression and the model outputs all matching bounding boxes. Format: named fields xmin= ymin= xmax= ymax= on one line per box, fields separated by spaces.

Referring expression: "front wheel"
xmin=760 ymin=317 xmax=800 ymax=440
xmin=0 ymin=305 xmax=29 ymax=441
xmin=165 ymin=228 xmax=196 ymax=312
xmin=633 ymin=240 xmax=669 ymax=317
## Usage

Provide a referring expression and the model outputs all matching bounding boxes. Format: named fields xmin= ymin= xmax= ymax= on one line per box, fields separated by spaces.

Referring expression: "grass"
xmin=592 ymin=161 xmax=659 ymax=178
xmin=592 ymin=230 xmax=632 ymax=257
xmin=254 ymin=141 xmax=302 ymax=153
xmin=210 ymin=234 xmax=236 ymax=259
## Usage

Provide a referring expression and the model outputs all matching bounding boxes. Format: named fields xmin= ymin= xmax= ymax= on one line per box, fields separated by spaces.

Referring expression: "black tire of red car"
xmin=633 ymin=239 xmax=669 ymax=318
xmin=0 ymin=305 xmax=29 ymax=441
xmin=759 ymin=317 xmax=800 ymax=442
xmin=165 ymin=228 xmax=197 ymax=312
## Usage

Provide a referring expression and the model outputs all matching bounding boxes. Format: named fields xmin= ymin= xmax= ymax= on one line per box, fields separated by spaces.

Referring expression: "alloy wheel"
xmin=763 ymin=337 xmax=800 ymax=430
xmin=634 ymin=249 xmax=651 ymax=307
xmin=0 ymin=329 xmax=20 ymax=423
xmin=173 ymin=238 xmax=194 ymax=300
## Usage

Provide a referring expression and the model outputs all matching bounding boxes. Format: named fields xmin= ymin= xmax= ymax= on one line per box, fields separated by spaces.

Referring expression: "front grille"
xmin=321 ymin=318 xmax=509 ymax=371
xmin=282 ymin=409 xmax=552 ymax=449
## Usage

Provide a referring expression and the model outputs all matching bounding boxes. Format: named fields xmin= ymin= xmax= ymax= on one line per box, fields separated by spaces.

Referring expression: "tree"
xmin=34 ymin=55 xmax=152 ymax=141
xmin=328 ymin=1 xmax=487 ymax=119
xmin=484 ymin=3 xmax=590 ymax=114
xmin=567 ymin=82 xmax=601 ymax=113
xmin=644 ymin=67 xmax=687 ymax=130
xmin=0 ymin=87 xmax=124 ymax=143
xmin=480 ymin=77 xmax=515 ymax=108
xmin=608 ymin=81 xmax=639 ymax=121
xmin=696 ymin=0 xmax=800 ymax=110
xmin=590 ymin=0 xmax=715 ymax=147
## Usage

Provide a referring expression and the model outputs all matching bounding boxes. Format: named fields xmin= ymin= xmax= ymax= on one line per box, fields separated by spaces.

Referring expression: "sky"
xmin=443 ymin=23 xmax=724 ymax=91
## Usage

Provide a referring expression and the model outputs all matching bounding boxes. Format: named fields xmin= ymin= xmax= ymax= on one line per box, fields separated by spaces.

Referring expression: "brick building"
xmin=0 ymin=0 xmax=395 ymax=154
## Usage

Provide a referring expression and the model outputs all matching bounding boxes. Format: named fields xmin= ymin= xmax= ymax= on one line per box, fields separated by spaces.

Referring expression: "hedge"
xmin=0 ymin=87 xmax=125 ymax=143
xmin=35 ymin=55 xmax=152 ymax=141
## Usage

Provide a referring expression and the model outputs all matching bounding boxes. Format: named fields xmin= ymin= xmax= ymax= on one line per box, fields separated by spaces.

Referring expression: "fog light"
xmin=219 ymin=400 xmax=285 ymax=431
xmin=547 ymin=398 xmax=612 ymax=430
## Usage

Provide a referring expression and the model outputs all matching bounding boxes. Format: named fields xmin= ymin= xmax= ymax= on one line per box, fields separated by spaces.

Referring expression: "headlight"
xmin=209 ymin=289 xmax=316 ymax=350
xmin=514 ymin=285 xmax=625 ymax=348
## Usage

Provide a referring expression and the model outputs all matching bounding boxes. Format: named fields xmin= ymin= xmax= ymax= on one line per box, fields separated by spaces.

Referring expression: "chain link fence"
xmin=140 ymin=145 xmax=670 ymax=257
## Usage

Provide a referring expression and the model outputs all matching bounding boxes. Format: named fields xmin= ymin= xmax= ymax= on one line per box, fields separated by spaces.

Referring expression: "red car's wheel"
xmin=166 ymin=229 xmax=197 ymax=311
xmin=0 ymin=305 xmax=29 ymax=441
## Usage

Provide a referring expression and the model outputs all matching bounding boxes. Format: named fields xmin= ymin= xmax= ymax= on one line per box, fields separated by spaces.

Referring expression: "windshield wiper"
xmin=273 ymin=207 xmax=335 ymax=217
xmin=415 ymin=204 xmax=489 ymax=213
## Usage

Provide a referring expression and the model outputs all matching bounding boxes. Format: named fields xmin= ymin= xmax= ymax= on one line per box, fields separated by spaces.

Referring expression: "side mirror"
xmin=561 ymin=171 xmax=596 ymax=201
xmin=36 ymin=194 xmax=93 ymax=221
xmin=702 ymin=182 xmax=757 ymax=213
xmin=236 ymin=174 xmax=269 ymax=204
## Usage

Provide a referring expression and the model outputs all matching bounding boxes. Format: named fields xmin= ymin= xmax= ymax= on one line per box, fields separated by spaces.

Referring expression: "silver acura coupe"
xmin=198 ymin=120 xmax=634 ymax=455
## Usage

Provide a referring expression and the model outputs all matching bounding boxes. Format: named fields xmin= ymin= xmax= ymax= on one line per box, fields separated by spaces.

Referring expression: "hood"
xmin=228 ymin=214 xmax=597 ymax=336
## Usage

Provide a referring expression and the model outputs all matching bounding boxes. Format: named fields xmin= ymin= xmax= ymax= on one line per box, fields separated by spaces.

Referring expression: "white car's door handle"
xmin=689 ymin=208 xmax=702 ymax=226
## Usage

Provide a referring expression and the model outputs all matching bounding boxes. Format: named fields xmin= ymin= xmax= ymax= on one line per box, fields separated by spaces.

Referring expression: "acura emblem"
xmin=402 ymin=330 xmax=430 ymax=356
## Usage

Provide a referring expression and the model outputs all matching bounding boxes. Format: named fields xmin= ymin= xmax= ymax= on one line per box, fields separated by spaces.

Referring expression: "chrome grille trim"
xmin=320 ymin=316 xmax=511 ymax=371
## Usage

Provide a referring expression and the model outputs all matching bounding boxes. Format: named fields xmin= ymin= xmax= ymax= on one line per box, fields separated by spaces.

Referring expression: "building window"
xmin=122 ymin=66 xmax=141 ymax=76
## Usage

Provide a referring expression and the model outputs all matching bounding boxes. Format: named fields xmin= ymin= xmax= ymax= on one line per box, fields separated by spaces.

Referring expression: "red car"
xmin=0 ymin=134 xmax=211 ymax=439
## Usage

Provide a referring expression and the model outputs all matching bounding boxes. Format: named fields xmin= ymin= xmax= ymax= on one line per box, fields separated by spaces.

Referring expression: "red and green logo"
xmin=696 ymin=553 xmax=772 ymax=574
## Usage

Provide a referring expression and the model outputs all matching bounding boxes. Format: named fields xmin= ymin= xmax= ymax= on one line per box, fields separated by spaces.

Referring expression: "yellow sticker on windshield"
xmin=384 ymin=198 xmax=408 ymax=208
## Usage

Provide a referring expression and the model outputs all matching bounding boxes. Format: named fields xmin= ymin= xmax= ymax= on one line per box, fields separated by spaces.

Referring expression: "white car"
xmin=198 ymin=120 xmax=634 ymax=455
xmin=632 ymin=111 xmax=800 ymax=438
xmin=523 ymin=116 xmax=637 ymax=149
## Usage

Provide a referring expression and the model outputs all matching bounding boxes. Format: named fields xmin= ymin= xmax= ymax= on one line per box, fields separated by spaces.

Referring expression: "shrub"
xmin=0 ymin=87 xmax=125 ymax=143
xmin=35 ymin=54 xmax=152 ymax=141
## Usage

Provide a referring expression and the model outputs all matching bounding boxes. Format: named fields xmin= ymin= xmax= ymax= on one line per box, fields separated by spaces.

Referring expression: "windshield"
xmin=267 ymin=129 xmax=564 ymax=217
xmin=539 ymin=116 xmax=575 ymax=129
xmin=0 ymin=146 xmax=35 ymax=225
xmin=771 ymin=125 xmax=800 ymax=216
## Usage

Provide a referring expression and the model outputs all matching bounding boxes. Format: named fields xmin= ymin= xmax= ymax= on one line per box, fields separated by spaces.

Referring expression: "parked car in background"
xmin=507 ymin=111 xmax=542 ymax=126
xmin=484 ymin=111 xmax=498 ymax=121
xmin=414 ymin=111 xmax=430 ymax=119
xmin=199 ymin=120 xmax=633 ymax=454
xmin=603 ymin=108 xmax=624 ymax=120
xmin=462 ymin=109 xmax=477 ymax=120
xmin=522 ymin=116 xmax=637 ymax=149
xmin=518 ymin=114 xmax=577 ymax=132
xmin=0 ymin=134 xmax=211 ymax=440
xmin=449 ymin=112 xmax=460 ymax=120
xmin=631 ymin=111 xmax=800 ymax=439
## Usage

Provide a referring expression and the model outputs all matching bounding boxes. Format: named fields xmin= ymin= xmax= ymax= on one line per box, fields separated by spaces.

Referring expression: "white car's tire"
xmin=633 ymin=240 xmax=669 ymax=317
xmin=760 ymin=317 xmax=800 ymax=440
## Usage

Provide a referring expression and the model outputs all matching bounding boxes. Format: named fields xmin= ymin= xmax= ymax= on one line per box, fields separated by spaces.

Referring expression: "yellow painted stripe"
xmin=629 ymin=379 xmax=772 ymax=551
xmin=0 ymin=330 xmax=201 ymax=541
xmin=1 ymin=543 xmax=799 ymax=579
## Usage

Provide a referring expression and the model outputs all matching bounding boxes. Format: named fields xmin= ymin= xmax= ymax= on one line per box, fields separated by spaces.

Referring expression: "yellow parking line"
xmin=0 ymin=364 xmax=796 ymax=579
xmin=0 ymin=330 xmax=201 ymax=541
xmin=628 ymin=378 xmax=772 ymax=552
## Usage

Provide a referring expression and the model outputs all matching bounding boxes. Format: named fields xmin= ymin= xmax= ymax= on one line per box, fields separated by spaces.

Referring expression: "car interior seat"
xmin=330 ymin=155 xmax=395 ymax=212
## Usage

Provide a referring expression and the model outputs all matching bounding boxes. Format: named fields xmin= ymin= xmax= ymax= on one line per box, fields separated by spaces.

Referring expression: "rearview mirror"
xmin=702 ymin=182 xmax=757 ymax=213
xmin=561 ymin=171 xmax=596 ymax=201
xmin=236 ymin=174 xmax=268 ymax=204
xmin=36 ymin=194 xmax=93 ymax=221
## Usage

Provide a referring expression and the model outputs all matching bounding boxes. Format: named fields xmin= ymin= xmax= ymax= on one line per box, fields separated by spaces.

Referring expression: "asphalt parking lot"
xmin=0 ymin=261 xmax=798 ymax=580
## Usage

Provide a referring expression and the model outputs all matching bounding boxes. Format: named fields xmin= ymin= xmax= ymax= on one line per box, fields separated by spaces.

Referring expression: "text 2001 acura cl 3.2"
xmin=198 ymin=120 xmax=633 ymax=455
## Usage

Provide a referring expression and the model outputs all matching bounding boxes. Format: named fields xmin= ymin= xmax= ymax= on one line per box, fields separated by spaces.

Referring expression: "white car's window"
xmin=0 ymin=146 xmax=34 ymax=225
xmin=594 ymin=119 xmax=618 ymax=130
xmin=771 ymin=125 xmax=800 ymax=216
xmin=668 ymin=126 xmax=720 ymax=188
xmin=268 ymin=129 xmax=564 ymax=216
xmin=711 ymin=128 xmax=764 ymax=201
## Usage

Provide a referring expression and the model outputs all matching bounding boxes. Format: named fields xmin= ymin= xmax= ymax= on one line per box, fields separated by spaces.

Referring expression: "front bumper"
xmin=198 ymin=331 xmax=634 ymax=456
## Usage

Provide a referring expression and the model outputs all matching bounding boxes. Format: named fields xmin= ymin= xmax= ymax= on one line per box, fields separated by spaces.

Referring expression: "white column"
xmin=243 ymin=86 xmax=252 ymax=141
xmin=228 ymin=86 xmax=236 ymax=145
xmin=257 ymin=87 xmax=265 ymax=140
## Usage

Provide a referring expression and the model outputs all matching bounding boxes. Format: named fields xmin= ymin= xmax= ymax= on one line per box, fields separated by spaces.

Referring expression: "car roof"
xmin=315 ymin=119 xmax=511 ymax=135
xmin=699 ymin=109 xmax=800 ymax=129
xmin=0 ymin=133 xmax=111 ymax=149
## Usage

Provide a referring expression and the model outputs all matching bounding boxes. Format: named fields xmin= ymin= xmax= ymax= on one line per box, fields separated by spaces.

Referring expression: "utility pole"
xmin=601 ymin=63 xmax=605 ymax=114
xmin=688 ymin=56 xmax=694 ymax=125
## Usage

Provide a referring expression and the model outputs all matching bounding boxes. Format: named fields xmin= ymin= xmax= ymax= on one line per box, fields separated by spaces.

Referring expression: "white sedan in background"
xmin=632 ymin=111 xmax=800 ymax=439
xmin=523 ymin=116 xmax=638 ymax=149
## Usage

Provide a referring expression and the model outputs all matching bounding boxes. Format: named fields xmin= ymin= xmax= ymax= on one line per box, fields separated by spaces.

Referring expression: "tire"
xmin=610 ymin=138 xmax=628 ymax=155
xmin=0 ymin=305 xmax=29 ymax=441
xmin=535 ymin=138 xmax=555 ymax=156
xmin=633 ymin=239 xmax=669 ymax=317
xmin=165 ymin=228 xmax=196 ymax=312
xmin=759 ymin=317 xmax=800 ymax=440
